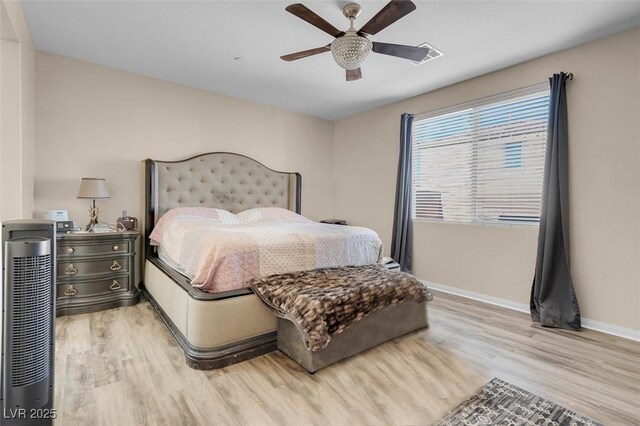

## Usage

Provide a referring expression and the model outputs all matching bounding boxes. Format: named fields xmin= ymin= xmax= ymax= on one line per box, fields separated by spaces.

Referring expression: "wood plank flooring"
xmin=54 ymin=290 xmax=640 ymax=425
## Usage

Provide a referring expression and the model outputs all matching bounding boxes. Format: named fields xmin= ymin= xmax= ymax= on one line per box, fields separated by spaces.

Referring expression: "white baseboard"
xmin=425 ymin=281 xmax=640 ymax=342
xmin=579 ymin=318 xmax=640 ymax=342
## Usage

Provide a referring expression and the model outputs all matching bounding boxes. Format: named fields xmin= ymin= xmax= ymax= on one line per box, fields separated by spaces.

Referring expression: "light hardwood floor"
xmin=54 ymin=290 xmax=640 ymax=425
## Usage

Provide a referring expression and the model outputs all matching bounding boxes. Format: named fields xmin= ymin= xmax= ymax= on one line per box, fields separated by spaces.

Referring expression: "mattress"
xmin=151 ymin=210 xmax=383 ymax=294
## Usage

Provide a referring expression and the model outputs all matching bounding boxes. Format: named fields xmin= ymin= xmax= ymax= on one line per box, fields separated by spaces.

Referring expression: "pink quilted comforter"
xmin=150 ymin=211 xmax=383 ymax=293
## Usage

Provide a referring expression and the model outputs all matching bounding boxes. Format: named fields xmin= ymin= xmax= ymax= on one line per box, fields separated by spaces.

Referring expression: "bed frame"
xmin=141 ymin=152 xmax=301 ymax=369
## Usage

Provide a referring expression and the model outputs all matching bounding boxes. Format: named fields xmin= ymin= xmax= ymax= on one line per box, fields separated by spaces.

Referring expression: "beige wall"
xmin=34 ymin=52 xmax=335 ymax=226
xmin=334 ymin=28 xmax=640 ymax=331
xmin=0 ymin=0 xmax=35 ymax=220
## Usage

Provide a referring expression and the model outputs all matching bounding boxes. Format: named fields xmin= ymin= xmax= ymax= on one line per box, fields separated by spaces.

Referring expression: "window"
xmin=412 ymin=87 xmax=549 ymax=225
xmin=504 ymin=142 xmax=523 ymax=168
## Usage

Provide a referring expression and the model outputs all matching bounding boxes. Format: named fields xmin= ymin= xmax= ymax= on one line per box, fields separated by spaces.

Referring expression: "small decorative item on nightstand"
xmin=320 ymin=219 xmax=348 ymax=225
xmin=117 ymin=210 xmax=138 ymax=230
xmin=56 ymin=230 xmax=140 ymax=316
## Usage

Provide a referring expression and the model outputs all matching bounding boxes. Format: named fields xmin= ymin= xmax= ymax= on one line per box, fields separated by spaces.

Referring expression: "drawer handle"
xmin=112 ymin=245 xmax=119 ymax=251
xmin=64 ymin=264 xmax=78 ymax=275
xmin=110 ymin=260 xmax=122 ymax=271
xmin=65 ymin=247 xmax=75 ymax=254
xmin=64 ymin=285 xmax=77 ymax=296
xmin=110 ymin=280 xmax=122 ymax=291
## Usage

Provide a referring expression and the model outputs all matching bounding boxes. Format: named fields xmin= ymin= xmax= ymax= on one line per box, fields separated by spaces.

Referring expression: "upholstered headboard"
xmin=144 ymin=152 xmax=301 ymax=254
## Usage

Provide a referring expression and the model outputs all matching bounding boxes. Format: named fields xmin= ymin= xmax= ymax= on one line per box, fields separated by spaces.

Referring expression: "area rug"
xmin=434 ymin=378 xmax=603 ymax=426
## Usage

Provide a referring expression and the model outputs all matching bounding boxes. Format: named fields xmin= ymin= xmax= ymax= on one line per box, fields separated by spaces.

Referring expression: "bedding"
xmin=236 ymin=207 xmax=313 ymax=224
xmin=150 ymin=208 xmax=383 ymax=293
xmin=250 ymin=264 xmax=432 ymax=351
xmin=149 ymin=207 xmax=240 ymax=244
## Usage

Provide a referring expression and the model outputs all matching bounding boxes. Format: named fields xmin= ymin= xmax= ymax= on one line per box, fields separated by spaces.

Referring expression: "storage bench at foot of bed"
xmin=277 ymin=300 xmax=428 ymax=373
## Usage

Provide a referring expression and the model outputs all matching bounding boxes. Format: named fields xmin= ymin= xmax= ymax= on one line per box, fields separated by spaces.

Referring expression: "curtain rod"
xmin=412 ymin=72 xmax=573 ymax=119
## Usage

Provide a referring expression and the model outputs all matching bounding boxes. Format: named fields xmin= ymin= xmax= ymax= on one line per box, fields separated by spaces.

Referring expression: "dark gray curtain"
xmin=391 ymin=113 xmax=413 ymax=273
xmin=530 ymin=72 xmax=581 ymax=330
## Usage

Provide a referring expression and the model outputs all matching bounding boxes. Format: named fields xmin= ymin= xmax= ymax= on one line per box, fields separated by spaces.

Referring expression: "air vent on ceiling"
xmin=412 ymin=42 xmax=443 ymax=65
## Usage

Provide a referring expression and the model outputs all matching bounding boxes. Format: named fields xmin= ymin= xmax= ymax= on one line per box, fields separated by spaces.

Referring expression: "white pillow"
xmin=149 ymin=207 xmax=239 ymax=245
xmin=236 ymin=207 xmax=313 ymax=224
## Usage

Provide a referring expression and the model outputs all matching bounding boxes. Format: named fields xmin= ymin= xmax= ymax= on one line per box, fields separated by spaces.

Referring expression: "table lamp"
xmin=77 ymin=177 xmax=110 ymax=231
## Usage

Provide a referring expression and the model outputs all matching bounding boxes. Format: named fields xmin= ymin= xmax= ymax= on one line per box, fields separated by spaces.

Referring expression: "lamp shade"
xmin=77 ymin=178 xmax=110 ymax=199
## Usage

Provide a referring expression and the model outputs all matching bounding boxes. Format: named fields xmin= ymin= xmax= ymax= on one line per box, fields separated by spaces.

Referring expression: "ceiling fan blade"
xmin=358 ymin=0 xmax=416 ymax=36
xmin=372 ymin=42 xmax=429 ymax=62
xmin=285 ymin=3 xmax=344 ymax=38
xmin=281 ymin=45 xmax=331 ymax=62
xmin=346 ymin=68 xmax=362 ymax=81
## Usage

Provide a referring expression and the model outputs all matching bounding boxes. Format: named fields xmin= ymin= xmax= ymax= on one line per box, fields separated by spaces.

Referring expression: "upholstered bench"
xmin=278 ymin=299 xmax=428 ymax=372
xmin=250 ymin=264 xmax=432 ymax=373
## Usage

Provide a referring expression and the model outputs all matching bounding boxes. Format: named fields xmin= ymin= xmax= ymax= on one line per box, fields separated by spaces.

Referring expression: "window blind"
xmin=412 ymin=87 xmax=550 ymax=225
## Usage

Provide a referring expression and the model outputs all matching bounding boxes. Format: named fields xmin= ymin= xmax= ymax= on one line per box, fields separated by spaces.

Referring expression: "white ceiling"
xmin=22 ymin=1 xmax=640 ymax=120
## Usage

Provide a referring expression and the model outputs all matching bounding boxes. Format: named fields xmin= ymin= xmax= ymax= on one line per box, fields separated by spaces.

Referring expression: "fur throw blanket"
xmin=249 ymin=264 xmax=432 ymax=351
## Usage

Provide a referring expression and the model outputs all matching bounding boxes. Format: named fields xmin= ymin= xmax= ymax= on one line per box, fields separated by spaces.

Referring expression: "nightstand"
xmin=56 ymin=230 xmax=140 ymax=316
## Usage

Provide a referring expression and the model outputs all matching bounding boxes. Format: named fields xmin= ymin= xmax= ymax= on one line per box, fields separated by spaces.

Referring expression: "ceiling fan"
xmin=280 ymin=0 xmax=429 ymax=81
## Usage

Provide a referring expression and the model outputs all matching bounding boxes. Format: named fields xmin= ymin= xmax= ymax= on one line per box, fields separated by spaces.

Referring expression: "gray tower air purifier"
xmin=1 ymin=220 xmax=56 ymax=425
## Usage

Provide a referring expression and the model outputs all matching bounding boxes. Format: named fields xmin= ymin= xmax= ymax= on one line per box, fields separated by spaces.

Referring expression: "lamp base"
xmin=86 ymin=202 xmax=99 ymax=231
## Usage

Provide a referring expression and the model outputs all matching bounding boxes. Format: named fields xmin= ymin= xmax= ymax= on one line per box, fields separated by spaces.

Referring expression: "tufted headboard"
xmin=144 ymin=152 xmax=301 ymax=254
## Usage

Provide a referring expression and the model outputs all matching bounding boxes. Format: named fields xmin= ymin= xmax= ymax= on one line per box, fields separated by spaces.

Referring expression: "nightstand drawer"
xmin=58 ymin=277 xmax=129 ymax=298
xmin=58 ymin=240 xmax=129 ymax=257
xmin=58 ymin=257 xmax=129 ymax=279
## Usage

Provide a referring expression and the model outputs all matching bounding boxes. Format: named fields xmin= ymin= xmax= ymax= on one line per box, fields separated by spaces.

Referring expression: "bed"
xmin=141 ymin=152 xmax=382 ymax=369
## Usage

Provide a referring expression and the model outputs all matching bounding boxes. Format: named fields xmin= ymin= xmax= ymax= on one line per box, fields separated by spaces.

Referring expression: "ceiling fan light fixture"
xmin=331 ymin=32 xmax=372 ymax=70
xmin=282 ymin=1 xmax=423 ymax=80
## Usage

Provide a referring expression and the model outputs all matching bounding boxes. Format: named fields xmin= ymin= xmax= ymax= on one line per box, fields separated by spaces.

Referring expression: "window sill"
xmin=411 ymin=218 xmax=540 ymax=229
